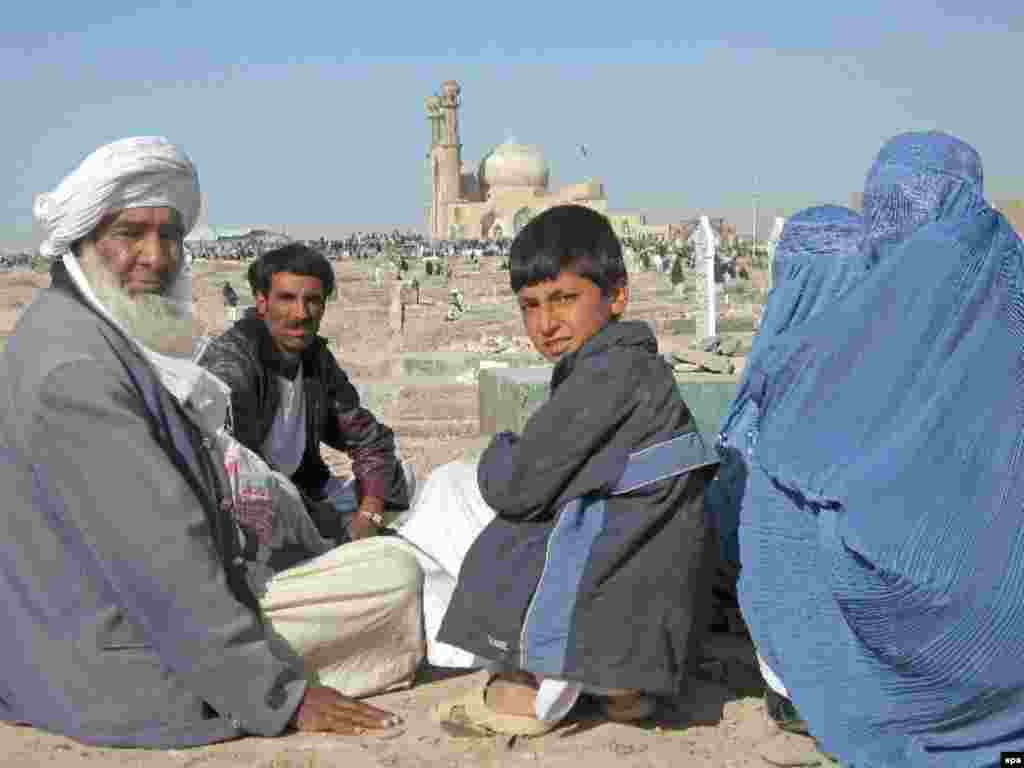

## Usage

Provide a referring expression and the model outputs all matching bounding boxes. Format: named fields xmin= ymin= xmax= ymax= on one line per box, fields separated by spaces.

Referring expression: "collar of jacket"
xmin=236 ymin=307 xmax=328 ymax=379
xmin=550 ymin=320 xmax=659 ymax=392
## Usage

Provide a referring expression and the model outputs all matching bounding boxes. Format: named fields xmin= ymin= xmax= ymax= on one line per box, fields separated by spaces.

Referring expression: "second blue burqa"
xmin=740 ymin=134 xmax=1024 ymax=767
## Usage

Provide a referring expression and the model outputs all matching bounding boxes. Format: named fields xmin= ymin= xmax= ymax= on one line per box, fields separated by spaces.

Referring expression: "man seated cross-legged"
xmin=0 ymin=137 xmax=419 ymax=748
xmin=196 ymin=243 xmax=426 ymax=698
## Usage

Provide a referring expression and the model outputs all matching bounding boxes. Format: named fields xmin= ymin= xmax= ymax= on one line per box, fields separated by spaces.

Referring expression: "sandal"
xmin=432 ymin=675 xmax=559 ymax=737
xmin=598 ymin=691 xmax=658 ymax=722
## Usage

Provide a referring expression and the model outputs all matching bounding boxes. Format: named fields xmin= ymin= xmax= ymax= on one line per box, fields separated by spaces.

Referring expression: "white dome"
xmin=479 ymin=141 xmax=549 ymax=190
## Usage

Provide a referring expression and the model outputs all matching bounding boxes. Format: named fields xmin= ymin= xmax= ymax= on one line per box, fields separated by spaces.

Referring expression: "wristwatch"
xmin=356 ymin=508 xmax=385 ymax=527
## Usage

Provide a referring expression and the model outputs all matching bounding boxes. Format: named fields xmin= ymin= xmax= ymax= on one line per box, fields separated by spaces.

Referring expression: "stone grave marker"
xmin=767 ymin=216 xmax=786 ymax=290
xmin=689 ymin=216 xmax=720 ymax=340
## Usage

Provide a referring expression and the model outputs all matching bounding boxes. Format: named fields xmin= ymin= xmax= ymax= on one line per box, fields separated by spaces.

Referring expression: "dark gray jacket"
xmin=0 ymin=264 xmax=306 ymax=747
xmin=438 ymin=321 xmax=716 ymax=694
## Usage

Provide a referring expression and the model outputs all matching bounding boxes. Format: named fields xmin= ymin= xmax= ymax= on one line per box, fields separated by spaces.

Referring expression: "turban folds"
xmin=34 ymin=136 xmax=201 ymax=259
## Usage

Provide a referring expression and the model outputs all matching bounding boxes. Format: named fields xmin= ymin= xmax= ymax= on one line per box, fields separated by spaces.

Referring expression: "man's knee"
xmin=368 ymin=542 xmax=423 ymax=596
xmin=393 ymin=547 xmax=424 ymax=591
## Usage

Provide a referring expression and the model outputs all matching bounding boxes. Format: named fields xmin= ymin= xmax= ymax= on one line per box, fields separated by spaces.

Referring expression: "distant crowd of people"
xmin=182 ymin=231 xmax=514 ymax=267
xmin=187 ymin=238 xmax=277 ymax=262
xmin=0 ymin=252 xmax=32 ymax=268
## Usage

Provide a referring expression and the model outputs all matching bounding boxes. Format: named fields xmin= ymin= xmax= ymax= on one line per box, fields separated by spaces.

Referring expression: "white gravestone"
xmin=767 ymin=216 xmax=786 ymax=291
xmin=623 ymin=247 xmax=637 ymax=274
xmin=688 ymin=216 xmax=719 ymax=340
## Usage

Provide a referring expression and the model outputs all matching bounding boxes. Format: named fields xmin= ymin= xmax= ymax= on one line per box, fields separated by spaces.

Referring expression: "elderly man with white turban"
xmin=0 ymin=137 xmax=423 ymax=748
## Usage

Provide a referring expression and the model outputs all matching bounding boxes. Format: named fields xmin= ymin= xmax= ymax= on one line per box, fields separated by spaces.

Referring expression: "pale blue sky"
xmin=2 ymin=1 xmax=1021 ymax=249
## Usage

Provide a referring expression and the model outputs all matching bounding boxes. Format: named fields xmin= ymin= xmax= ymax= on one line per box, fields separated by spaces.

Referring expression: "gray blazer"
xmin=0 ymin=265 xmax=306 ymax=747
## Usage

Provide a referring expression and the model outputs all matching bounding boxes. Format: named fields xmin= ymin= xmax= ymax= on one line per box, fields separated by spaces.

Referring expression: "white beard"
xmin=77 ymin=241 xmax=196 ymax=357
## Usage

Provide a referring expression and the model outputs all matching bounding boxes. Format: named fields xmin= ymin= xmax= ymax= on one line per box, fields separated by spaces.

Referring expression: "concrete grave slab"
xmin=398 ymin=351 xmax=543 ymax=379
xmin=479 ymin=367 xmax=740 ymax=438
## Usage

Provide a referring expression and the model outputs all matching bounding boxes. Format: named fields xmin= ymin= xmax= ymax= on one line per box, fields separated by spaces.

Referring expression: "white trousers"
xmin=259 ymin=537 xmax=425 ymax=698
xmin=396 ymin=460 xmax=586 ymax=722
xmin=395 ymin=461 xmax=494 ymax=669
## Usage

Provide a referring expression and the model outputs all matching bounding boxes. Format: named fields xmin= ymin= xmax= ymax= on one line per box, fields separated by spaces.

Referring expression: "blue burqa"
xmin=705 ymin=205 xmax=863 ymax=566
xmin=739 ymin=133 xmax=1024 ymax=767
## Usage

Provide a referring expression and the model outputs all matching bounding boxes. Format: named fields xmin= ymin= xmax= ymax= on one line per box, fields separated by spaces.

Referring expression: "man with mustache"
xmin=198 ymin=243 xmax=412 ymax=544
xmin=0 ymin=137 xmax=417 ymax=748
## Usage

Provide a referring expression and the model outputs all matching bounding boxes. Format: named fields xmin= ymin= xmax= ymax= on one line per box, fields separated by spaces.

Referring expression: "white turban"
xmin=34 ymin=136 xmax=201 ymax=259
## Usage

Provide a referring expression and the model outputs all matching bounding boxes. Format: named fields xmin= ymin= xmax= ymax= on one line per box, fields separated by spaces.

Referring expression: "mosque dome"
xmin=478 ymin=141 xmax=549 ymax=191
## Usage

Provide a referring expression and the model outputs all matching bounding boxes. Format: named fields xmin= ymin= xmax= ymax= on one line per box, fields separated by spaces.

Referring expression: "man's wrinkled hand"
xmin=291 ymin=685 xmax=401 ymax=735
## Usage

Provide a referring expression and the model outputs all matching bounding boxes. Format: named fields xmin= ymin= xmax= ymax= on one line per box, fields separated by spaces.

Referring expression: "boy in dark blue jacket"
xmin=434 ymin=205 xmax=717 ymax=735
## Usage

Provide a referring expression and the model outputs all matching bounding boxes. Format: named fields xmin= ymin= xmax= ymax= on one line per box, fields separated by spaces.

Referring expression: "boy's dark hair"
xmin=509 ymin=205 xmax=626 ymax=296
xmin=247 ymin=243 xmax=335 ymax=299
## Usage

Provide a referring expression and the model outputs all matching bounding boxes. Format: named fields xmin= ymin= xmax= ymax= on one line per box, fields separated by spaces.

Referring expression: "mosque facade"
xmin=425 ymin=80 xmax=608 ymax=240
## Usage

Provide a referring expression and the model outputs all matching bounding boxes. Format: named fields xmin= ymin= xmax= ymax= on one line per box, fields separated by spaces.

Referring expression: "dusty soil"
xmin=0 ymin=260 xmax=833 ymax=767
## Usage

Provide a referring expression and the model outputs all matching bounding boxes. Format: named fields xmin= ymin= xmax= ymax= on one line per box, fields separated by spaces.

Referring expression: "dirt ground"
xmin=0 ymin=259 xmax=834 ymax=767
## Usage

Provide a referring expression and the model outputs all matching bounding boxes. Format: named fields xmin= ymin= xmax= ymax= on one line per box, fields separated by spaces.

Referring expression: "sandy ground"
xmin=0 ymin=259 xmax=835 ymax=767
xmin=0 ymin=668 xmax=817 ymax=768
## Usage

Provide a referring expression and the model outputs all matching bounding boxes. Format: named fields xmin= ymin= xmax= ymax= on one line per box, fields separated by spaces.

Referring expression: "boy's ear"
xmin=609 ymin=281 xmax=629 ymax=319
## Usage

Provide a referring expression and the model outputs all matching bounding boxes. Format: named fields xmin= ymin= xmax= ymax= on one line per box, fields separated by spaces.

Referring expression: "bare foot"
xmin=483 ymin=672 xmax=540 ymax=717
xmin=600 ymin=690 xmax=654 ymax=722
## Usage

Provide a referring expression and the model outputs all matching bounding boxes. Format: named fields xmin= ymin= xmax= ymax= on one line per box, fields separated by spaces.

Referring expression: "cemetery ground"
xmin=0 ymin=260 xmax=835 ymax=767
